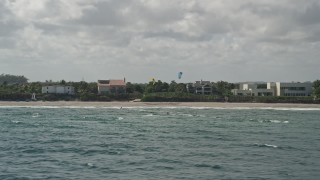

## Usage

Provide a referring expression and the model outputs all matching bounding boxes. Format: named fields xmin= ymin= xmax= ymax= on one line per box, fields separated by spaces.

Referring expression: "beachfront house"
xmin=97 ymin=79 xmax=126 ymax=94
xmin=187 ymin=80 xmax=213 ymax=95
xmin=42 ymin=85 xmax=75 ymax=95
xmin=232 ymin=82 xmax=274 ymax=96
xmin=268 ymin=82 xmax=312 ymax=96
xmin=232 ymin=82 xmax=312 ymax=96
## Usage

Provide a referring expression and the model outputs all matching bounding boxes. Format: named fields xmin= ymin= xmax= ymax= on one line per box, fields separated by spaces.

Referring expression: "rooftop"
xmin=98 ymin=79 xmax=126 ymax=86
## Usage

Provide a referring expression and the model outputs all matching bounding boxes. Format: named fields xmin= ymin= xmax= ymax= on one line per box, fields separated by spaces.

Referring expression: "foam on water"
xmin=1 ymin=105 xmax=320 ymax=111
xmin=32 ymin=113 xmax=39 ymax=118
xmin=254 ymin=143 xmax=278 ymax=148
xmin=86 ymin=163 xmax=96 ymax=168
xmin=263 ymin=144 xmax=278 ymax=148
xmin=11 ymin=120 xmax=21 ymax=124
xmin=179 ymin=113 xmax=194 ymax=117
xmin=143 ymin=114 xmax=156 ymax=117
xmin=269 ymin=120 xmax=282 ymax=123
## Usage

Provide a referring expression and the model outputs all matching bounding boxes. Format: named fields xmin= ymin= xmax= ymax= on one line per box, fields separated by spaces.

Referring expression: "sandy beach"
xmin=0 ymin=101 xmax=320 ymax=108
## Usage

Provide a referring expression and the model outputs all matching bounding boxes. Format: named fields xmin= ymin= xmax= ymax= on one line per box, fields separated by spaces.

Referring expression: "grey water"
xmin=0 ymin=106 xmax=320 ymax=180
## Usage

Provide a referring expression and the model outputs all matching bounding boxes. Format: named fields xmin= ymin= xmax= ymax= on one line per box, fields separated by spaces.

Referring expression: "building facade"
xmin=268 ymin=82 xmax=312 ymax=96
xmin=232 ymin=82 xmax=312 ymax=97
xmin=42 ymin=85 xmax=75 ymax=95
xmin=232 ymin=83 xmax=274 ymax=96
xmin=97 ymin=79 xmax=126 ymax=94
xmin=186 ymin=80 xmax=213 ymax=95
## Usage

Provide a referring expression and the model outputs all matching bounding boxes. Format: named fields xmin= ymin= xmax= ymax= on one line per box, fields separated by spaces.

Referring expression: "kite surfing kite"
xmin=150 ymin=77 xmax=156 ymax=85
xmin=178 ymin=72 xmax=183 ymax=79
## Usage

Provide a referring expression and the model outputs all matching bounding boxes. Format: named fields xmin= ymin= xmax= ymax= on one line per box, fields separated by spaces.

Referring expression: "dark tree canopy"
xmin=313 ymin=80 xmax=320 ymax=98
xmin=0 ymin=74 xmax=28 ymax=85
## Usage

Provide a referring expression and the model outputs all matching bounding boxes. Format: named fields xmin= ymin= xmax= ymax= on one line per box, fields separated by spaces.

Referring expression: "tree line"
xmin=1 ymin=74 xmax=320 ymax=103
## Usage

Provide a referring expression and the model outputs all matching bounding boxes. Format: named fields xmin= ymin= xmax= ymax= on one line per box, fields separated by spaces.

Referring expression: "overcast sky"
xmin=1 ymin=0 xmax=320 ymax=83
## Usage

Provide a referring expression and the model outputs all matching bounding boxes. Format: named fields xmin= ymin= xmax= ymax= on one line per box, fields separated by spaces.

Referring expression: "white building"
xmin=268 ymin=82 xmax=312 ymax=96
xmin=240 ymin=83 xmax=258 ymax=90
xmin=42 ymin=85 xmax=75 ymax=95
xmin=232 ymin=83 xmax=274 ymax=96
xmin=232 ymin=82 xmax=312 ymax=97
xmin=231 ymin=89 xmax=252 ymax=96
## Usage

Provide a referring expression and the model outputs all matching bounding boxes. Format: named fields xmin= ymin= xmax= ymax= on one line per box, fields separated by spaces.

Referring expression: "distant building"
xmin=232 ymin=82 xmax=274 ymax=96
xmin=231 ymin=89 xmax=253 ymax=96
xmin=232 ymin=82 xmax=312 ymax=97
xmin=187 ymin=80 xmax=213 ymax=95
xmin=97 ymin=79 xmax=126 ymax=94
xmin=42 ymin=85 xmax=75 ymax=95
xmin=268 ymin=82 xmax=312 ymax=96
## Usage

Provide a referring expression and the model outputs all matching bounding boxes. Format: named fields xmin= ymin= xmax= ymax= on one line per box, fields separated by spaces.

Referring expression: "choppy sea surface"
xmin=0 ymin=106 xmax=320 ymax=180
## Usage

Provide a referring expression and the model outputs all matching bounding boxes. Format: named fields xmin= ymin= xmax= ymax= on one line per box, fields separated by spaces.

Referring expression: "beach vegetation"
xmin=0 ymin=74 xmax=28 ymax=85
xmin=214 ymin=81 xmax=234 ymax=97
xmin=313 ymin=80 xmax=320 ymax=99
xmin=0 ymin=75 xmax=320 ymax=104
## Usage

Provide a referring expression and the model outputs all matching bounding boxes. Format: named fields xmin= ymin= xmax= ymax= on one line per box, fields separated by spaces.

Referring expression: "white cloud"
xmin=0 ymin=0 xmax=319 ymax=82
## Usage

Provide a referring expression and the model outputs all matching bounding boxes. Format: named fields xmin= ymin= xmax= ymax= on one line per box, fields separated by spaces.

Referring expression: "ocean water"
xmin=0 ymin=106 xmax=320 ymax=180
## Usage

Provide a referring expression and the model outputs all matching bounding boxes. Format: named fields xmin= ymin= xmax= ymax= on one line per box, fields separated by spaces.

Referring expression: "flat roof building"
xmin=42 ymin=85 xmax=75 ymax=95
xmin=268 ymin=82 xmax=312 ymax=96
xmin=232 ymin=83 xmax=274 ymax=96
xmin=232 ymin=82 xmax=312 ymax=97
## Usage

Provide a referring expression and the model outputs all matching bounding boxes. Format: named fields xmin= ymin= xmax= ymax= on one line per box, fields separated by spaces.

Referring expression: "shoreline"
xmin=1 ymin=101 xmax=320 ymax=108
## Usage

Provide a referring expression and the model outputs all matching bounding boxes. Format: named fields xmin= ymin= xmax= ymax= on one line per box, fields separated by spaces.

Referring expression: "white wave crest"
xmin=254 ymin=143 xmax=278 ymax=148
xmin=264 ymin=144 xmax=278 ymax=148
xmin=1 ymin=105 xmax=320 ymax=111
xmin=11 ymin=120 xmax=21 ymax=124
xmin=270 ymin=120 xmax=281 ymax=123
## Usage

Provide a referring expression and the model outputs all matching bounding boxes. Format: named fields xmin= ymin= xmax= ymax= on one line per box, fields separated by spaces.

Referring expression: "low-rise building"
xmin=187 ymin=80 xmax=213 ymax=95
xmin=268 ymin=82 xmax=312 ymax=96
xmin=232 ymin=82 xmax=312 ymax=97
xmin=98 ymin=79 xmax=126 ymax=94
xmin=42 ymin=85 xmax=75 ymax=95
xmin=232 ymin=82 xmax=274 ymax=96
xmin=231 ymin=89 xmax=253 ymax=96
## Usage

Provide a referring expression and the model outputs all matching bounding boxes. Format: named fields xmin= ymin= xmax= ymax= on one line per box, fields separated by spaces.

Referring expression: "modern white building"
xmin=232 ymin=83 xmax=274 ymax=96
xmin=231 ymin=89 xmax=253 ymax=96
xmin=42 ymin=85 xmax=75 ymax=95
xmin=268 ymin=82 xmax=312 ymax=96
xmin=240 ymin=83 xmax=258 ymax=90
xmin=232 ymin=82 xmax=312 ymax=97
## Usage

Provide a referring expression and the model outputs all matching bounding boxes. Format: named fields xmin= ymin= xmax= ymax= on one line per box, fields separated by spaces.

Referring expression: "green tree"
xmin=126 ymin=82 xmax=134 ymax=93
xmin=78 ymin=81 xmax=89 ymax=94
xmin=154 ymin=80 xmax=163 ymax=92
xmin=161 ymin=82 xmax=169 ymax=92
xmin=175 ymin=83 xmax=187 ymax=93
xmin=0 ymin=74 xmax=28 ymax=85
xmin=133 ymin=84 xmax=144 ymax=93
xmin=168 ymin=81 xmax=177 ymax=92
xmin=313 ymin=80 xmax=320 ymax=98
xmin=88 ymin=82 xmax=98 ymax=94
xmin=215 ymin=81 xmax=234 ymax=97
xmin=60 ymin=80 xmax=66 ymax=85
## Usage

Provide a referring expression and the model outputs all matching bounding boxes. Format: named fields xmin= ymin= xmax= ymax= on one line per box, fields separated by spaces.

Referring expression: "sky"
xmin=0 ymin=0 xmax=320 ymax=83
